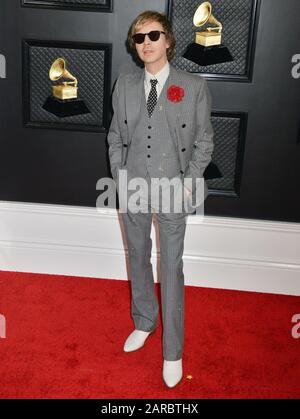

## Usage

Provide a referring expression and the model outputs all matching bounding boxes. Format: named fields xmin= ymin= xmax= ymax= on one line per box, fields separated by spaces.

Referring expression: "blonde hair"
xmin=127 ymin=10 xmax=176 ymax=62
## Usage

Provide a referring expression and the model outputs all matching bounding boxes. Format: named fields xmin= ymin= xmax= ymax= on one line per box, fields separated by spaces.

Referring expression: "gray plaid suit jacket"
xmin=107 ymin=63 xmax=214 ymax=206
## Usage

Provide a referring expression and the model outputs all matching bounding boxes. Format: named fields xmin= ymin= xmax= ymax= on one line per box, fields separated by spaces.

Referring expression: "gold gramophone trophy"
xmin=43 ymin=57 xmax=90 ymax=117
xmin=183 ymin=1 xmax=233 ymax=66
xmin=50 ymin=57 xmax=78 ymax=100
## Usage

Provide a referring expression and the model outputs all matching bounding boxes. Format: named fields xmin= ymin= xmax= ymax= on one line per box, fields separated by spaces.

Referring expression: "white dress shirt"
xmin=144 ymin=61 xmax=170 ymax=101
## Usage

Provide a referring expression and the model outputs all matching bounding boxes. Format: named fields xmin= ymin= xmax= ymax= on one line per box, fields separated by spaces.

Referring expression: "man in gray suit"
xmin=107 ymin=10 xmax=214 ymax=388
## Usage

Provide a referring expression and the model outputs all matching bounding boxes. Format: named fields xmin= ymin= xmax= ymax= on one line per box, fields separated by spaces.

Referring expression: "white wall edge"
xmin=0 ymin=200 xmax=299 ymax=296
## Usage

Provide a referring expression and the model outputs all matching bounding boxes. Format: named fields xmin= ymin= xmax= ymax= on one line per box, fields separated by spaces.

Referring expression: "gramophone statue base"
xmin=183 ymin=43 xmax=233 ymax=66
xmin=42 ymin=96 xmax=90 ymax=118
xmin=203 ymin=161 xmax=223 ymax=180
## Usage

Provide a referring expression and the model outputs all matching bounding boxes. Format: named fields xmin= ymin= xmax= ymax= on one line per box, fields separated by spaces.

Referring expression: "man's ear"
xmin=165 ymin=34 xmax=171 ymax=50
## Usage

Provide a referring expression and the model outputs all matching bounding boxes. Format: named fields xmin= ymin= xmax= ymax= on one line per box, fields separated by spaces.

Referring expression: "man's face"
xmin=134 ymin=20 xmax=170 ymax=66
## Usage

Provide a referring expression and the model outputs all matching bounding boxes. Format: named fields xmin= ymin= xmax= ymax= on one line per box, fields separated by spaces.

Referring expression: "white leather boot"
xmin=123 ymin=329 xmax=153 ymax=352
xmin=163 ymin=358 xmax=183 ymax=388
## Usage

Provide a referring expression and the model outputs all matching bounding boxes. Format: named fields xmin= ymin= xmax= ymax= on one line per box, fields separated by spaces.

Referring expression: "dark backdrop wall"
xmin=0 ymin=0 xmax=299 ymax=222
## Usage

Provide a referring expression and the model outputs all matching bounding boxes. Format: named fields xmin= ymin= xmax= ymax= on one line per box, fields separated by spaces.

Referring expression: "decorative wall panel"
xmin=22 ymin=39 xmax=112 ymax=132
xmin=167 ymin=0 xmax=260 ymax=81
xmin=21 ymin=0 xmax=113 ymax=12
xmin=207 ymin=112 xmax=247 ymax=196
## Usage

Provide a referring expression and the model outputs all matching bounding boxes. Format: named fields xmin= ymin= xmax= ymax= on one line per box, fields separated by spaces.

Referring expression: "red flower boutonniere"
xmin=167 ymin=85 xmax=185 ymax=103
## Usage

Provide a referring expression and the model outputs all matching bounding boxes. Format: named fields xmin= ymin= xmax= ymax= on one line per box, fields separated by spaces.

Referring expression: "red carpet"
xmin=0 ymin=270 xmax=299 ymax=398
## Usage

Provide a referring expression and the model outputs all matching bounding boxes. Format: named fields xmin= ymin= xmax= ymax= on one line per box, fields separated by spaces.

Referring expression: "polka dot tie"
xmin=147 ymin=79 xmax=158 ymax=118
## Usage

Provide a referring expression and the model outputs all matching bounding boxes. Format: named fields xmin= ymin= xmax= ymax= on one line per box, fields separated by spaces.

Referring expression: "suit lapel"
xmin=164 ymin=64 xmax=184 ymax=137
xmin=125 ymin=68 xmax=144 ymax=142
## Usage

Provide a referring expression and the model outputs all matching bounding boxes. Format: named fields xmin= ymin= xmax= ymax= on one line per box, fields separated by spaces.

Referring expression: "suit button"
xmin=180 ymin=170 xmax=184 ymax=174
xmin=124 ymin=120 xmax=127 ymax=124
xmin=148 ymin=136 xmax=151 ymax=139
xmin=123 ymin=144 xmax=128 ymax=147
xmin=147 ymin=145 xmax=151 ymax=148
xmin=182 ymin=123 xmax=186 ymax=128
xmin=147 ymin=155 xmax=151 ymax=158
xmin=181 ymin=148 xmax=186 ymax=152
xmin=148 ymin=126 xmax=152 ymax=129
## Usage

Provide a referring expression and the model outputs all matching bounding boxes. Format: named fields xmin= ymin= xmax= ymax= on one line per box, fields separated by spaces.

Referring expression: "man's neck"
xmin=145 ymin=59 xmax=168 ymax=76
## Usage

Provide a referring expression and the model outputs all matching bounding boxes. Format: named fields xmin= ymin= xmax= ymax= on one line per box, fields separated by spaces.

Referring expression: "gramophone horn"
xmin=49 ymin=58 xmax=65 ymax=81
xmin=193 ymin=1 xmax=222 ymax=32
xmin=49 ymin=57 xmax=77 ymax=86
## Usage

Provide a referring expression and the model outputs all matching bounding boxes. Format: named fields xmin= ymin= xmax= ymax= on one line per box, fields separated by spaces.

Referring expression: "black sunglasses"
xmin=132 ymin=30 xmax=166 ymax=44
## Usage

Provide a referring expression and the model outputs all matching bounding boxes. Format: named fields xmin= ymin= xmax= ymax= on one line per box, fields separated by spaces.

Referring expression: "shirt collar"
xmin=144 ymin=61 xmax=170 ymax=89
